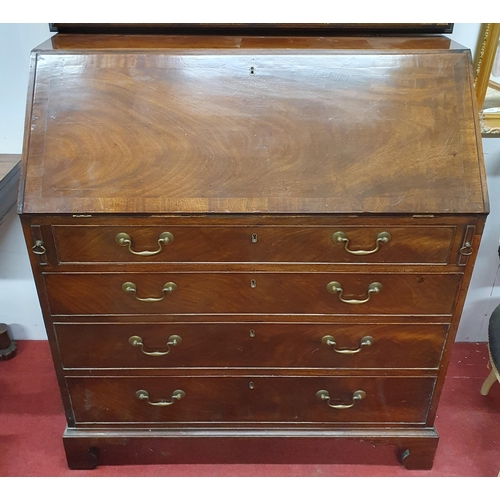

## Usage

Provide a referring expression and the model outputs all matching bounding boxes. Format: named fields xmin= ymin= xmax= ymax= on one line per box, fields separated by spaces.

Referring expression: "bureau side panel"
xmin=19 ymin=216 xmax=76 ymax=426
xmin=425 ymin=217 xmax=487 ymax=425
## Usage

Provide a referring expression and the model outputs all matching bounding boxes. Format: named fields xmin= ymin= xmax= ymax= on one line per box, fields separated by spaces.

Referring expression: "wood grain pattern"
xmin=52 ymin=224 xmax=455 ymax=264
xmin=55 ymin=322 xmax=448 ymax=370
xmin=67 ymin=375 xmax=436 ymax=424
xmin=44 ymin=34 xmax=455 ymax=51
xmin=62 ymin=427 xmax=439 ymax=469
xmin=18 ymin=34 xmax=488 ymax=470
xmin=20 ymin=41 xmax=486 ymax=215
xmin=43 ymin=272 xmax=462 ymax=316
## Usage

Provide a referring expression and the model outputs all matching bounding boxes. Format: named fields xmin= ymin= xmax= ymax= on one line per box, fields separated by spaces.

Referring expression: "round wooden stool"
xmin=480 ymin=304 xmax=500 ymax=396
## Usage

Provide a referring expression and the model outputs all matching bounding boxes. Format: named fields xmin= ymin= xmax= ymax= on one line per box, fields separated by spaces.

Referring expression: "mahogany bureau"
xmin=18 ymin=33 xmax=488 ymax=469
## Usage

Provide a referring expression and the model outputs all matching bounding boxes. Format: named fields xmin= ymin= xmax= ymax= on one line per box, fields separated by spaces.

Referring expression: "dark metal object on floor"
xmin=0 ymin=323 xmax=17 ymax=361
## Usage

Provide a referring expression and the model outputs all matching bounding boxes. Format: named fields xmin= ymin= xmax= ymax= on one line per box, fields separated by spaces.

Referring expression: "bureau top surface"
xmin=19 ymin=35 xmax=487 ymax=215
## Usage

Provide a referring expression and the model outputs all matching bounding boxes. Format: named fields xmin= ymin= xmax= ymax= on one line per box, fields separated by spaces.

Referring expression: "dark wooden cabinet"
xmin=19 ymin=34 xmax=488 ymax=469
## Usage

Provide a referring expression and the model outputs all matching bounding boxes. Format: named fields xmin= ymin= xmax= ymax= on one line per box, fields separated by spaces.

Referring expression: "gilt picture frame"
xmin=474 ymin=23 xmax=500 ymax=136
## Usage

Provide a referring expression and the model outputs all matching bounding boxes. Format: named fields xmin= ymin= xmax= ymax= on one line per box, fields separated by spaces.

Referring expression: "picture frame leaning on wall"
xmin=474 ymin=23 xmax=500 ymax=136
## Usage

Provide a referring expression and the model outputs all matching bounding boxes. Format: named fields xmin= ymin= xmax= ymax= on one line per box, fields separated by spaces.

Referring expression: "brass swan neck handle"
xmin=116 ymin=231 xmax=173 ymax=256
xmin=333 ymin=231 xmax=391 ymax=255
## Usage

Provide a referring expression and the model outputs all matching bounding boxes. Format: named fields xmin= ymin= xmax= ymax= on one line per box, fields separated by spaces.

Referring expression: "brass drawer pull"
xmin=316 ymin=389 xmax=366 ymax=409
xmin=122 ymin=281 xmax=177 ymax=302
xmin=321 ymin=335 xmax=374 ymax=354
xmin=326 ymin=281 xmax=382 ymax=304
xmin=129 ymin=334 xmax=182 ymax=356
xmin=459 ymin=242 xmax=473 ymax=256
xmin=135 ymin=389 xmax=185 ymax=407
xmin=32 ymin=240 xmax=46 ymax=255
xmin=333 ymin=231 xmax=391 ymax=255
xmin=115 ymin=231 xmax=173 ymax=256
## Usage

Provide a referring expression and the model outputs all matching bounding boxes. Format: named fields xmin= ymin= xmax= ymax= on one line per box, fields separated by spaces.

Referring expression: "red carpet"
xmin=0 ymin=341 xmax=499 ymax=476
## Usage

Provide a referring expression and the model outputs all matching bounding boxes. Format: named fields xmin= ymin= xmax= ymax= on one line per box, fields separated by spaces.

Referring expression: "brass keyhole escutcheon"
xmin=250 ymin=279 xmax=257 ymax=288
xmin=251 ymin=233 xmax=258 ymax=243
xmin=249 ymin=382 xmax=255 ymax=389
xmin=249 ymin=329 xmax=256 ymax=337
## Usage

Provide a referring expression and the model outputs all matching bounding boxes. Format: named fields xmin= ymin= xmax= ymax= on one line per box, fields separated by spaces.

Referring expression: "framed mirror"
xmin=475 ymin=23 xmax=500 ymax=136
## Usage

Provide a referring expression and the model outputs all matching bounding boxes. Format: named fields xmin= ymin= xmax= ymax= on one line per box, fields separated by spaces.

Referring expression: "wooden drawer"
xmin=67 ymin=375 xmax=435 ymax=424
xmin=52 ymin=224 xmax=455 ymax=264
xmin=45 ymin=272 xmax=462 ymax=316
xmin=56 ymin=322 xmax=448 ymax=369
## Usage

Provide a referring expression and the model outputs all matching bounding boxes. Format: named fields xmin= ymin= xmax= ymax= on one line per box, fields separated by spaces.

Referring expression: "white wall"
xmin=0 ymin=23 xmax=499 ymax=340
xmin=0 ymin=24 xmax=52 ymax=153
xmin=0 ymin=209 xmax=44 ymax=339
xmin=0 ymin=24 xmax=52 ymax=339
xmin=456 ymin=139 xmax=500 ymax=341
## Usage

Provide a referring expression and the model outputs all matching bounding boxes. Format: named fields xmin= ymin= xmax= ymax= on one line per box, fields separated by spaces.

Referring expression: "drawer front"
xmin=56 ymin=322 xmax=448 ymax=369
xmin=52 ymin=225 xmax=455 ymax=264
xmin=45 ymin=272 xmax=461 ymax=316
xmin=67 ymin=376 xmax=435 ymax=424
